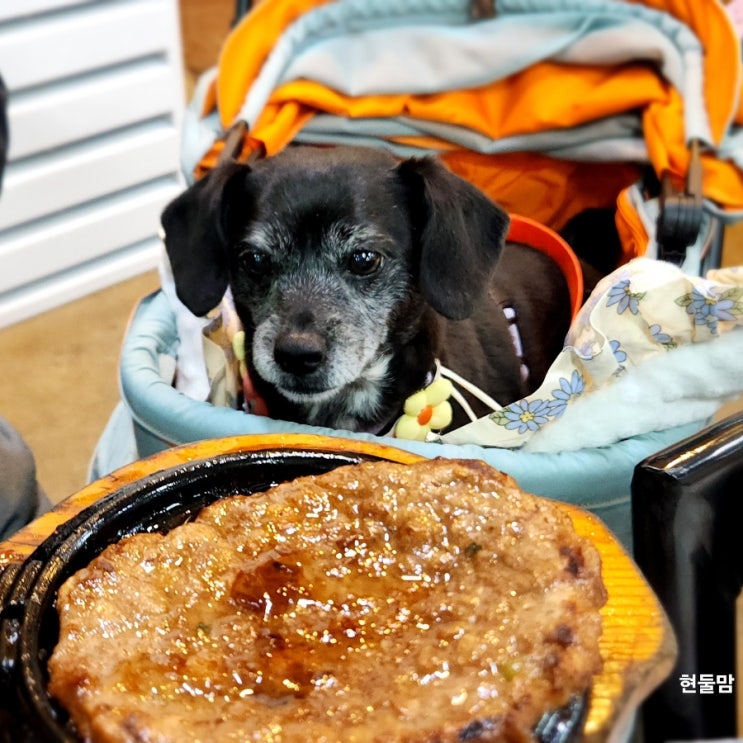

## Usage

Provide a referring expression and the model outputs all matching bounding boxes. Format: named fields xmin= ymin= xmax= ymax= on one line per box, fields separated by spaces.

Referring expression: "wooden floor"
xmin=0 ymin=271 xmax=159 ymax=504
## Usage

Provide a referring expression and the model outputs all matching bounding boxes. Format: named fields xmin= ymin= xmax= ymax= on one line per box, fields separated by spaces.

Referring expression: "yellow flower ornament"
xmin=394 ymin=377 xmax=454 ymax=441
xmin=232 ymin=330 xmax=248 ymax=382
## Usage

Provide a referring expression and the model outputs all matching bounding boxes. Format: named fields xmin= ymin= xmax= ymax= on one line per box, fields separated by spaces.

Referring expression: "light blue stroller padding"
xmin=92 ymin=290 xmax=706 ymax=552
xmin=296 ymin=113 xmax=649 ymax=163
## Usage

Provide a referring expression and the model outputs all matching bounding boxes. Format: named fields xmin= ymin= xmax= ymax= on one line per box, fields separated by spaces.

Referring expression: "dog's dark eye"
xmin=347 ymin=250 xmax=383 ymax=276
xmin=239 ymin=249 xmax=272 ymax=277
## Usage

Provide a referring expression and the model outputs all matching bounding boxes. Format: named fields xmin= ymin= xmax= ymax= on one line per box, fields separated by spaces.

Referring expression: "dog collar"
xmin=501 ymin=304 xmax=529 ymax=386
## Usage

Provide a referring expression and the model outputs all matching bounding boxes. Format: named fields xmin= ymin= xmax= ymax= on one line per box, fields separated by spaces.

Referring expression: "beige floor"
xmin=0 ymin=271 xmax=160 ymax=504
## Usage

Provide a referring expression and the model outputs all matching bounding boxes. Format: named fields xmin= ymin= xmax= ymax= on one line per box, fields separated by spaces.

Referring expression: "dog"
xmin=161 ymin=146 xmax=573 ymax=434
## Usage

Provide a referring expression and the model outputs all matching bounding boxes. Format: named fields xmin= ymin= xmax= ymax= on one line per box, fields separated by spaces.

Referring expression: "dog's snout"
xmin=274 ymin=331 xmax=326 ymax=376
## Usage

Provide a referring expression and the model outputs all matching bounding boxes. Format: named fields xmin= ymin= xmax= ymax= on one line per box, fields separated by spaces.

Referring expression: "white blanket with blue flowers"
xmin=441 ymin=259 xmax=743 ymax=451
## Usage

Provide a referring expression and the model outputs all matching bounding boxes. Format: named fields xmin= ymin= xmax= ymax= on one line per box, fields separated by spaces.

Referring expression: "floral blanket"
xmin=441 ymin=259 xmax=743 ymax=451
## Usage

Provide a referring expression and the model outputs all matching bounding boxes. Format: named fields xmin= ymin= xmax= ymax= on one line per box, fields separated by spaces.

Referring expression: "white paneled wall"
xmin=0 ymin=0 xmax=186 ymax=327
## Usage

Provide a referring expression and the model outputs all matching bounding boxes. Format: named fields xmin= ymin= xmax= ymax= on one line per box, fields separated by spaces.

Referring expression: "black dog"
xmin=161 ymin=146 xmax=572 ymax=433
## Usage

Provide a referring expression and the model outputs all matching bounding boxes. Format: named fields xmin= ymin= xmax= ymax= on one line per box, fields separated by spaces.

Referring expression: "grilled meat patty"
xmin=49 ymin=459 xmax=606 ymax=742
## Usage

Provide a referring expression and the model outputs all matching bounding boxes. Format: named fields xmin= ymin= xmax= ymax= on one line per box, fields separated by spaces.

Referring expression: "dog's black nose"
xmin=274 ymin=331 xmax=326 ymax=375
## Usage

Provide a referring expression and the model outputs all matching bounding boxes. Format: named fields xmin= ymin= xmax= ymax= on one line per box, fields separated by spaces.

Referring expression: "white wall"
xmin=0 ymin=0 xmax=186 ymax=327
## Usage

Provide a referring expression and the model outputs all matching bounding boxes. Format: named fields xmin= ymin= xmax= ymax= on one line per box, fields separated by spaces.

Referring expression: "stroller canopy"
xmin=189 ymin=0 xmax=743 ymax=264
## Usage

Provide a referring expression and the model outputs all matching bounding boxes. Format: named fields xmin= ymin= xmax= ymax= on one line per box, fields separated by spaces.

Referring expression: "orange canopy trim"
xmin=616 ymin=186 xmax=651 ymax=264
xmin=265 ymin=63 xmax=670 ymax=143
xmin=507 ymin=214 xmax=584 ymax=321
xmin=439 ymin=151 xmax=642 ymax=233
xmin=215 ymin=0 xmax=333 ymax=127
xmin=191 ymin=0 xmax=743 ymax=248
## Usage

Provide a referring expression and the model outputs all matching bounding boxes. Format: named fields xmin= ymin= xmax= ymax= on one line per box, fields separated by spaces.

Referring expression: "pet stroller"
xmin=92 ymin=0 xmax=743 ymax=551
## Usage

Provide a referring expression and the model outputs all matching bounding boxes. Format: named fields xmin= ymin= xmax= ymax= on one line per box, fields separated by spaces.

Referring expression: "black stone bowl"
xmin=0 ymin=442 xmax=587 ymax=742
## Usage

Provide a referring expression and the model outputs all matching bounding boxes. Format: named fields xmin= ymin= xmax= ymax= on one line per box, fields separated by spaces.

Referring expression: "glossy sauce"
xmin=49 ymin=460 xmax=606 ymax=743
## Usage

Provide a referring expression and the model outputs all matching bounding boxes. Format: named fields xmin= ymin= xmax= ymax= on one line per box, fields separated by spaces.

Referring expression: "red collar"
xmin=240 ymin=365 xmax=270 ymax=417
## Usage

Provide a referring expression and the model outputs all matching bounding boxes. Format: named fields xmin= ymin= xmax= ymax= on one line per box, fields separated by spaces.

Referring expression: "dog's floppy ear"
xmin=396 ymin=157 xmax=509 ymax=320
xmin=161 ymin=160 xmax=249 ymax=316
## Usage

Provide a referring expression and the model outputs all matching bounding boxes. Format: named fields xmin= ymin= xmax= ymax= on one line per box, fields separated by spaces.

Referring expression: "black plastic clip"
xmin=216 ymin=120 xmax=249 ymax=165
xmin=656 ymin=138 xmax=704 ymax=265
xmin=214 ymin=120 xmax=266 ymax=170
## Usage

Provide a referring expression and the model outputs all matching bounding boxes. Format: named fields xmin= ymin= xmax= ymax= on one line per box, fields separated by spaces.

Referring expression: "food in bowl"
xmin=48 ymin=458 xmax=606 ymax=742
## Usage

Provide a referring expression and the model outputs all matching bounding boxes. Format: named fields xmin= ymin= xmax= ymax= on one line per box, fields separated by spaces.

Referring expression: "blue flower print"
xmin=575 ymin=341 xmax=595 ymax=360
xmin=609 ymin=340 xmax=626 ymax=363
xmin=688 ymin=287 xmax=716 ymax=325
xmin=606 ymin=279 xmax=645 ymax=315
xmin=712 ymin=299 xmax=738 ymax=322
xmin=648 ymin=323 xmax=676 ymax=349
xmin=649 ymin=324 xmax=672 ymax=344
xmin=502 ymin=399 xmax=551 ymax=434
xmin=547 ymin=370 xmax=585 ymax=417
xmin=676 ymin=287 xmax=741 ymax=333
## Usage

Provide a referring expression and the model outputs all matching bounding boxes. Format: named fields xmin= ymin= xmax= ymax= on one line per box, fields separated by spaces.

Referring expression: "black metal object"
xmin=656 ymin=139 xmax=705 ymax=266
xmin=0 ymin=446 xmax=587 ymax=743
xmin=632 ymin=412 xmax=743 ymax=741
xmin=0 ymin=73 xmax=7 ymax=192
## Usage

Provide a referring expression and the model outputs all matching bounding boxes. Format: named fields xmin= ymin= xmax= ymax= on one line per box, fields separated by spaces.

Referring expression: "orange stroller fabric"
xmin=194 ymin=0 xmax=743 ymax=260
